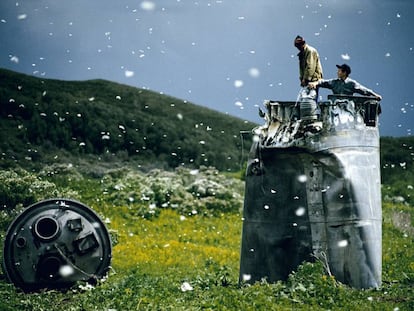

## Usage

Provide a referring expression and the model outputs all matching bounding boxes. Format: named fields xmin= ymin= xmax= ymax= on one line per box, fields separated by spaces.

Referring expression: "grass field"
xmin=1 ymin=169 xmax=413 ymax=310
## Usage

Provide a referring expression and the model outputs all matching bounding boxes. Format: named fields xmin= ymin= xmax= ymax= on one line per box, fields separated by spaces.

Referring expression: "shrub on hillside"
xmin=99 ymin=166 xmax=244 ymax=218
xmin=0 ymin=168 xmax=79 ymax=231
xmin=0 ymin=169 xmax=59 ymax=210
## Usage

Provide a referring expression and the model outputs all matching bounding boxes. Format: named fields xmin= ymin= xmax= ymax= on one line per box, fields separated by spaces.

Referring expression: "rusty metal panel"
xmin=239 ymin=95 xmax=382 ymax=288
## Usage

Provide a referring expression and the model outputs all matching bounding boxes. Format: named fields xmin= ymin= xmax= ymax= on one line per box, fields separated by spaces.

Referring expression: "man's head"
xmin=336 ymin=64 xmax=351 ymax=79
xmin=294 ymin=35 xmax=306 ymax=51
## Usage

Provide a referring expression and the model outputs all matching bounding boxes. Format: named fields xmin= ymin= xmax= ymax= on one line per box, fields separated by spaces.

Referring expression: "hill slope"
xmin=0 ymin=68 xmax=255 ymax=171
xmin=1 ymin=68 xmax=414 ymax=194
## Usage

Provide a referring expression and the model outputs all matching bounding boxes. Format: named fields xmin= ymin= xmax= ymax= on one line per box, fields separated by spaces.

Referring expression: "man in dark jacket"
xmin=308 ymin=64 xmax=382 ymax=100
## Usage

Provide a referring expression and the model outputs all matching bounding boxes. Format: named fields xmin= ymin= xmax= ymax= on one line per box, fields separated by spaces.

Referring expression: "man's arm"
xmin=308 ymin=79 xmax=332 ymax=90
xmin=353 ymin=80 xmax=382 ymax=100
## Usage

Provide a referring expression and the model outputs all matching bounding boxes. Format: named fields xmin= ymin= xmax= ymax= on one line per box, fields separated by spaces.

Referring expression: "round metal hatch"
xmin=2 ymin=198 xmax=112 ymax=291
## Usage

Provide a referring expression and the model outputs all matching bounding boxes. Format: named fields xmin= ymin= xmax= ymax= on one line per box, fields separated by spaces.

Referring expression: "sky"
xmin=0 ymin=0 xmax=413 ymax=136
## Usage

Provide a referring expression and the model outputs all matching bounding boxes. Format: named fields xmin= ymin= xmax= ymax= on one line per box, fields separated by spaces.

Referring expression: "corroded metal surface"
xmin=239 ymin=95 xmax=382 ymax=288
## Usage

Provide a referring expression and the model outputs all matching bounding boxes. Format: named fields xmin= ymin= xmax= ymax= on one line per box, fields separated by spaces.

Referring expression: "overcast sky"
xmin=1 ymin=0 xmax=413 ymax=136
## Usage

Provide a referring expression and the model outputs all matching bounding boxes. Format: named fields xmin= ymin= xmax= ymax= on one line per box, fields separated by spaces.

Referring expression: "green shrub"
xmin=97 ymin=166 xmax=244 ymax=219
xmin=0 ymin=169 xmax=58 ymax=210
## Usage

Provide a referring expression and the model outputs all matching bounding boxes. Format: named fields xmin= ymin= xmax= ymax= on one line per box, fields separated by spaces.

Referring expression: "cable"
xmin=54 ymin=243 xmax=97 ymax=279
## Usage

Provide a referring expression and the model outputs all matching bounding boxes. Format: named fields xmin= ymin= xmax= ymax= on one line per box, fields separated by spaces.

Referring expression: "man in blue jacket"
xmin=308 ymin=64 xmax=382 ymax=101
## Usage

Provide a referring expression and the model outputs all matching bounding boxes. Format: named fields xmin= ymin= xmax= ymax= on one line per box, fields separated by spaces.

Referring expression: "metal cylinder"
xmin=2 ymin=198 xmax=112 ymax=291
xmin=33 ymin=216 xmax=60 ymax=241
xmin=240 ymin=96 xmax=382 ymax=289
xmin=300 ymin=100 xmax=318 ymax=121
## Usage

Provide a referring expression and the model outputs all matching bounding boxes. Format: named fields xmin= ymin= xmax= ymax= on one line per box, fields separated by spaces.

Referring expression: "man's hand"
xmin=308 ymin=81 xmax=318 ymax=89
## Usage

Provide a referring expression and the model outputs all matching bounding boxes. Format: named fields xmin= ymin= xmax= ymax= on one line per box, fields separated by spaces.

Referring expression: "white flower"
xmin=78 ymin=283 xmax=95 ymax=291
xmin=180 ymin=281 xmax=193 ymax=292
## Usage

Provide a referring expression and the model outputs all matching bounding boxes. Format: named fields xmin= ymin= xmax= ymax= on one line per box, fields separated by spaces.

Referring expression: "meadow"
xmin=0 ymin=166 xmax=413 ymax=310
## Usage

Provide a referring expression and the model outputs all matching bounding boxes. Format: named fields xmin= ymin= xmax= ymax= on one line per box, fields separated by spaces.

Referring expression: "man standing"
xmin=308 ymin=64 xmax=382 ymax=100
xmin=294 ymin=35 xmax=323 ymax=87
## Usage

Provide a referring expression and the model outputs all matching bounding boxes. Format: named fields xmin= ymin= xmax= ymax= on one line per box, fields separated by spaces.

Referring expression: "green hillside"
xmin=1 ymin=68 xmax=413 ymax=185
xmin=0 ymin=68 xmax=255 ymax=172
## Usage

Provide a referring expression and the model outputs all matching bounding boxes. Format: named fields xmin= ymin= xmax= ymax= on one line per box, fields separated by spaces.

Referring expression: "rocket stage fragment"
xmin=239 ymin=95 xmax=382 ymax=289
xmin=2 ymin=199 xmax=112 ymax=291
